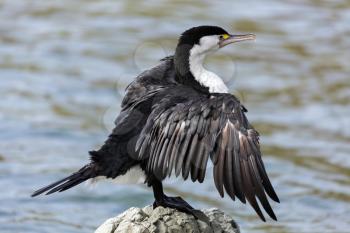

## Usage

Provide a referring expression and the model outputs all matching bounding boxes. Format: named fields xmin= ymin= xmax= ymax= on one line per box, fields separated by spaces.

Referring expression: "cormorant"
xmin=32 ymin=26 xmax=279 ymax=222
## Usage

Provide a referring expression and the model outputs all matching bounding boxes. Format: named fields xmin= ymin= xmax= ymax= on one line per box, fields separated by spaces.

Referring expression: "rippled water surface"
xmin=0 ymin=1 xmax=349 ymax=232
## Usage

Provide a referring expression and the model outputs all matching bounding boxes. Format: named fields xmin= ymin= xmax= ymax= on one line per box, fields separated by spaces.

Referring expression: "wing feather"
xmin=249 ymin=156 xmax=277 ymax=220
xmin=241 ymin=158 xmax=266 ymax=221
xmin=156 ymin=137 xmax=169 ymax=179
xmin=136 ymin=93 xmax=279 ymax=221
xmin=233 ymin=145 xmax=246 ymax=203
xmin=175 ymin=127 xmax=192 ymax=176
xmin=197 ymin=135 xmax=212 ymax=182
xmin=183 ymin=133 xmax=199 ymax=179
xmin=224 ymin=146 xmax=235 ymax=200
xmin=165 ymin=122 xmax=182 ymax=177
xmin=213 ymin=131 xmax=227 ymax=197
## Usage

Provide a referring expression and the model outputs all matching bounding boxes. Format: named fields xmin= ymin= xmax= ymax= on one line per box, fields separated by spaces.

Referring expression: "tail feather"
xmin=31 ymin=164 xmax=96 ymax=197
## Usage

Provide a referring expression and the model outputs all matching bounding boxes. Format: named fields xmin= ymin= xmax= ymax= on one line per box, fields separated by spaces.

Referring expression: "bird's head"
xmin=174 ymin=26 xmax=255 ymax=93
xmin=177 ymin=25 xmax=255 ymax=53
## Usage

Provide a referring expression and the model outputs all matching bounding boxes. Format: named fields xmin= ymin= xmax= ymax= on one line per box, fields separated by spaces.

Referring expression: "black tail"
xmin=31 ymin=164 xmax=97 ymax=197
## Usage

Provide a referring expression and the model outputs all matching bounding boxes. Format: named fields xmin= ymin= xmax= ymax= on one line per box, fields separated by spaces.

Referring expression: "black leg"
xmin=152 ymin=179 xmax=194 ymax=211
xmin=151 ymin=179 xmax=210 ymax=224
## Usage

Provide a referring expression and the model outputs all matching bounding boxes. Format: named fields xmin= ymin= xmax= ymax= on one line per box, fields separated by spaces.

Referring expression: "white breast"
xmin=189 ymin=35 xmax=228 ymax=94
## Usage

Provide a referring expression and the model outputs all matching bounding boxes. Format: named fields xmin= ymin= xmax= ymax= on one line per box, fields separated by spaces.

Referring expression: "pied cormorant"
xmin=32 ymin=26 xmax=279 ymax=222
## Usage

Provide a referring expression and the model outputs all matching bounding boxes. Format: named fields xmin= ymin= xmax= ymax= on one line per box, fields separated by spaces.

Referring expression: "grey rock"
xmin=95 ymin=206 xmax=240 ymax=233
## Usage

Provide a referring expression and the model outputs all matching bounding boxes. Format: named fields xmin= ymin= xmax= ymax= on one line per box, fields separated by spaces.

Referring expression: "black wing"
xmin=136 ymin=92 xmax=279 ymax=221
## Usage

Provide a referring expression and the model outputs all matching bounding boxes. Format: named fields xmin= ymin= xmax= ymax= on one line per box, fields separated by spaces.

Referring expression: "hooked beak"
xmin=219 ymin=34 xmax=256 ymax=48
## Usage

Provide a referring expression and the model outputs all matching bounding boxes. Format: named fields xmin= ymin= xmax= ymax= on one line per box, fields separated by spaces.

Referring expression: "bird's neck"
xmin=188 ymin=48 xmax=228 ymax=93
xmin=174 ymin=46 xmax=228 ymax=94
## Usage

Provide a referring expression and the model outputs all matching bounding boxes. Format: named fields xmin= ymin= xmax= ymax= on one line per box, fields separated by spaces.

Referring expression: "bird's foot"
xmin=153 ymin=195 xmax=193 ymax=212
xmin=153 ymin=195 xmax=210 ymax=224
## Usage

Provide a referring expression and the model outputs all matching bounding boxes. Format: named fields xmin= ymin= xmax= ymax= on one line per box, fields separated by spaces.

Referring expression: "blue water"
xmin=1 ymin=1 xmax=349 ymax=232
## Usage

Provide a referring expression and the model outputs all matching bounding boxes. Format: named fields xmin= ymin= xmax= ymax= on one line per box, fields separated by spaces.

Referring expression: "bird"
xmin=32 ymin=25 xmax=280 ymax=222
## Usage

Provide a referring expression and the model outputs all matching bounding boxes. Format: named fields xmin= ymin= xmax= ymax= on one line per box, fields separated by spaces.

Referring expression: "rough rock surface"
xmin=95 ymin=206 xmax=240 ymax=233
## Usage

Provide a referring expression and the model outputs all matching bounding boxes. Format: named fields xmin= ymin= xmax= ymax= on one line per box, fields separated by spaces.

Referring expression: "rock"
xmin=95 ymin=206 xmax=240 ymax=233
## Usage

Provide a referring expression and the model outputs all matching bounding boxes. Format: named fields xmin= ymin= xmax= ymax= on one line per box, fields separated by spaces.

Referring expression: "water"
xmin=0 ymin=0 xmax=349 ymax=232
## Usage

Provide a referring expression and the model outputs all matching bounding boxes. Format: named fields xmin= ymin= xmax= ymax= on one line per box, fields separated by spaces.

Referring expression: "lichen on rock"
xmin=95 ymin=206 xmax=240 ymax=233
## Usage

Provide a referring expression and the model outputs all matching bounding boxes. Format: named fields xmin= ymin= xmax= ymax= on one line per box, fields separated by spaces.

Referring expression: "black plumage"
xmin=32 ymin=25 xmax=279 ymax=222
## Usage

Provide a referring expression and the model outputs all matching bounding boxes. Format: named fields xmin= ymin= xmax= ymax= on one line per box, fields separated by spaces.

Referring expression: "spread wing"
xmin=136 ymin=93 xmax=279 ymax=221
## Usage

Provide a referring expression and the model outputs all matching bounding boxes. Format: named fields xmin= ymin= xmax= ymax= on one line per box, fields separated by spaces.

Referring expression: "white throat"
xmin=189 ymin=36 xmax=228 ymax=93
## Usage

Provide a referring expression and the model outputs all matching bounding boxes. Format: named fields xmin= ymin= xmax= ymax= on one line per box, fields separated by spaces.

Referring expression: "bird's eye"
xmin=220 ymin=34 xmax=230 ymax=40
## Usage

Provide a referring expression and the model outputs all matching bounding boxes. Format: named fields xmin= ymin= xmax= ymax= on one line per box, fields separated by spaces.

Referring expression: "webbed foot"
xmin=153 ymin=195 xmax=210 ymax=224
